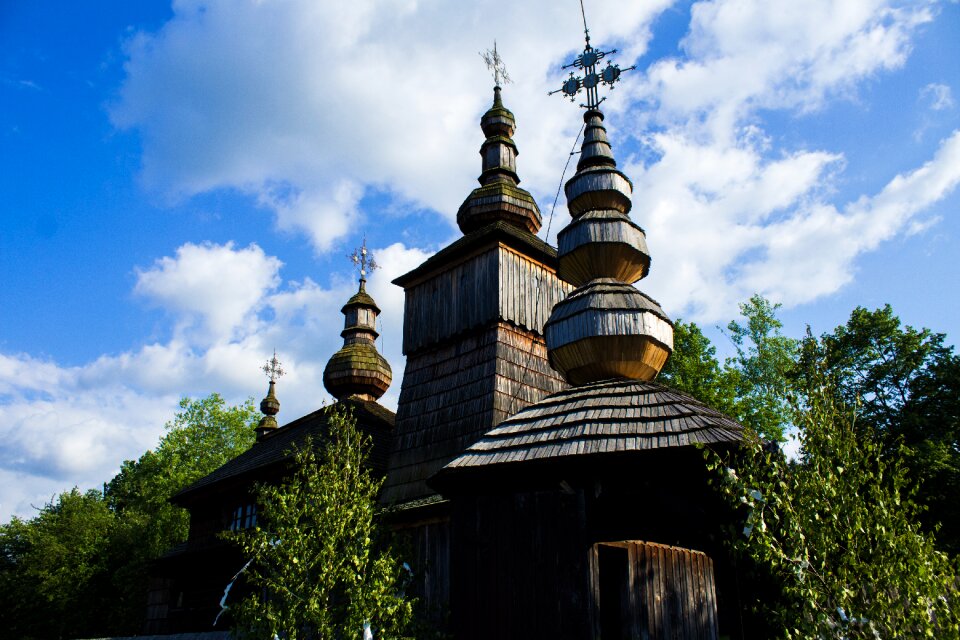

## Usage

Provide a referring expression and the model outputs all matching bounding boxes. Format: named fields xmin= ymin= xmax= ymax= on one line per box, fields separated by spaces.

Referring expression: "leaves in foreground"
xmin=229 ymin=405 xmax=414 ymax=640
xmin=704 ymin=377 xmax=959 ymax=639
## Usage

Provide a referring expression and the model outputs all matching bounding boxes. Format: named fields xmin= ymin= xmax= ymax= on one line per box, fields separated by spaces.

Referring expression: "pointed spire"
xmin=545 ymin=33 xmax=673 ymax=385
xmin=323 ymin=242 xmax=392 ymax=402
xmin=457 ymin=49 xmax=542 ymax=235
xmin=255 ymin=351 xmax=284 ymax=442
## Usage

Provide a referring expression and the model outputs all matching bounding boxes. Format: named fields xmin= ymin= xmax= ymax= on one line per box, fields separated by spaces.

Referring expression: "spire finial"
xmin=323 ymin=268 xmax=392 ymax=402
xmin=480 ymin=40 xmax=512 ymax=89
xmin=255 ymin=351 xmax=283 ymax=442
xmin=548 ymin=1 xmax=635 ymax=109
xmin=348 ymin=237 xmax=378 ymax=282
xmin=262 ymin=350 xmax=285 ymax=384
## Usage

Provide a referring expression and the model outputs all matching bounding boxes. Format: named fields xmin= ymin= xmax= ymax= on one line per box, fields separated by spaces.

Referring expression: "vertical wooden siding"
xmin=595 ymin=541 xmax=719 ymax=640
xmin=402 ymin=245 xmax=571 ymax=355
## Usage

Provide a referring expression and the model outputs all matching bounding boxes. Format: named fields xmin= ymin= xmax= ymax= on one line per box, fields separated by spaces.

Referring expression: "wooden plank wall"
xmin=394 ymin=518 xmax=452 ymax=622
xmin=595 ymin=541 xmax=719 ymax=640
xmin=402 ymin=245 xmax=571 ymax=355
xmin=451 ymin=489 xmax=593 ymax=640
xmin=384 ymin=321 xmax=567 ymax=504
xmin=386 ymin=243 xmax=571 ymax=505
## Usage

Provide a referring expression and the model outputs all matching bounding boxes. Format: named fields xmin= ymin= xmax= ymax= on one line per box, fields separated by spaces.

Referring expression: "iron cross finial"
xmin=548 ymin=0 xmax=635 ymax=109
xmin=348 ymin=237 xmax=379 ymax=280
xmin=263 ymin=350 xmax=285 ymax=383
xmin=481 ymin=40 xmax=512 ymax=88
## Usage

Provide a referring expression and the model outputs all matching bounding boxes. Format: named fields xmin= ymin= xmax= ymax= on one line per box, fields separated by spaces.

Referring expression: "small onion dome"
xmin=545 ymin=279 xmax=673 ymax=385
xmin=323 ymin=279 xmax=392 ymax=402
xmin=458 ymin=86 xmax=542 ymax=235
xmin=557 ymin=209 xmax=650 ymax=286
xmin=254 ymin=380 xmax=280 ymax=442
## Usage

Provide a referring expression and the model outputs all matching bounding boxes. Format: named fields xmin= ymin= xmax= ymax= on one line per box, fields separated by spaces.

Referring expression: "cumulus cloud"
xmin=608 ymin=0 xmax=958 ymax=320
xmin=0 ymin=239 xmax=427 ymax=521
xmin=108 ymin=0 xmax=957 ymax=322
xmin=134 ymin=241 xmax=282 ymax=342
xmin=109 ymin=0 xmax=671 ymax=249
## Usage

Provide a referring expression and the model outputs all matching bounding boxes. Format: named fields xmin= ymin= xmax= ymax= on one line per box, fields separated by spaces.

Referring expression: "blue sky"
xmin=1 ymin=0 xmax=958 ymax=521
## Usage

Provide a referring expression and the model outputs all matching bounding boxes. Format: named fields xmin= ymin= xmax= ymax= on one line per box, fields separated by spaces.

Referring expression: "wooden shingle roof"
xmin=438 ymin=379 xmax=742 ymax=474
xmin=173 ymin=399 xmax=394 ymax=504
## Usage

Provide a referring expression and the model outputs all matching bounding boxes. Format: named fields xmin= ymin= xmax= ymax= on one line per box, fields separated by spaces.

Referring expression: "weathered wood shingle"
xmin=439 ymin=379 xmax=743 ymax=473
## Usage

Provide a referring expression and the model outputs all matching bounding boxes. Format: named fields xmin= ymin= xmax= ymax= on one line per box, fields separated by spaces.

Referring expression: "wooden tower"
xmin=382 ymin=82 xmax=572 ymax=612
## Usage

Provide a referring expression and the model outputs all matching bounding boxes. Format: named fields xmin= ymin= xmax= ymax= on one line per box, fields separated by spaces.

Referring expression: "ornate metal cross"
xmin=548 ymin=1 xmax=635 ymax=109
xmin=349 ymin=238 xmax=378 ymax=280
xmin=481 ymin=40 xmax=511 ymax=87
xmin=262 ymin=350 xmax=285 ymax=383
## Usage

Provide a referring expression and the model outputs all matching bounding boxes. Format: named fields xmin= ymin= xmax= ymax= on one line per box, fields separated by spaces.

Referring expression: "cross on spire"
xmin=348 ymin=238 xmax=379 ymax=281
xmin=480 ymin=40 xmax=511 ymax=88
xmin=262 ymin=350 xmax=285 ymax=383
xmin=548 ymin=1 xmax=635 ymax=109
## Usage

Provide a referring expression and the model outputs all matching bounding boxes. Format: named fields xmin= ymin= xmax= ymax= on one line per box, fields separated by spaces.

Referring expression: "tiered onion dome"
xmin=255 ymin=351 xmax=285 ymax=442
xmin=254 ymin=379 xmax=280 ymax=442
xmin=457 ymin=86 xmax=542 ymax=234
xmin=545 ymin=109 xmax=673 ymax=385
xmin=323 ymin=279 xmax=392 ymax=401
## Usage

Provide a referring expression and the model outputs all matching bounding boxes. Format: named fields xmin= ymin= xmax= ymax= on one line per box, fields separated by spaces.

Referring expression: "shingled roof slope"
xmin=392 ymin=221 xmax=557 ymax=288
xmin=439 ymin=379 xmax=742 ymax=473
xmin=173 ymin=399 xmax=394 ymax=503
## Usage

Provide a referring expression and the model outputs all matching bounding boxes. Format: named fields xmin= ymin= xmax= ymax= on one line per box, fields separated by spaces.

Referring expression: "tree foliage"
xmin=661 ymin=295 xmax=798 ymax=442
xmin=724 ymin=295 xmax=799 ymax=442
xmin=659 ymin=318 xmax=738 ymax=417
xmin=229 ymin=405 xmax=414 ymax=640
xmin=0 ymin=394 xmax=258 ymax=638
xmin=0 ymin=489 xmax=116 ymax=639
xmin=799 ymin=305 xmax=960 ymax=554
xmin=107 ymin=393 xmax=258 ymax=555
xmin=704 ymin=376 xmax=959 ymax=638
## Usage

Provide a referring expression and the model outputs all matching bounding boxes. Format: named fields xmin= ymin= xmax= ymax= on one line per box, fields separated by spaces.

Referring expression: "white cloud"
xmin=109 ymin=0 xmax=671 ymax=250
xmin=109 ymin=0 xmax=954 ymax=323
xmin=921 ymin=82 xmax=955 ymax=110
xmin=0 ymin=239 xmax=426 ymax=521
xmin=134 ymin=241 xmax=282 ymax=343
xmin=632 ymin=0 xmax=933 ymax=134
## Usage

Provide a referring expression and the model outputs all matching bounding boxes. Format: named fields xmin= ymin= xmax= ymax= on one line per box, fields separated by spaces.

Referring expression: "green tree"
xmin=659 ymin=318 xmax=738 ymax=416
xmin=660 ymin=297 xmax=797 ymax=442
xmin=704 ymin=375 xmax=959 ymax=638
xmin=103 ymin=394 xmax=258 ymax=629
xmin=107 ymin=393 xmax=258 ymax=555
xmin=724 ymin=295 xmax=799 ymax=442
xmin=0 ymin=394 xmax=260 ymax=639
xmin=0 ymin=489 xmax=116 ymax=639
xmin=800 ymin=305 xmax=960 ymax=555
xmin=229 ymin=405 xmax=413 ymax=639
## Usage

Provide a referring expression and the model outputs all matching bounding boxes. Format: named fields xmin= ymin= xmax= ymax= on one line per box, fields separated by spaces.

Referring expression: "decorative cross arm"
xmin=349 ymin=238 xmax=379 ymax=280
xmin=263 ymin=351 xmax=285 ymax=383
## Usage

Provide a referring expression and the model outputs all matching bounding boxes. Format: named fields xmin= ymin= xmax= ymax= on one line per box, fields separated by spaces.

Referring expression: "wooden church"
xmin=143 ymin=34 xmax=746 ymax=640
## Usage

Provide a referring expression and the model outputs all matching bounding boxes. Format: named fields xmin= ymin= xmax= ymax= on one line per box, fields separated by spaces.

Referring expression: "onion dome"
xmin=323 ymin=278 xmax=392 ymax=402
xmin=546 ymin=279 xmax=672 ymax=385
xmin=255 ymin=352 xmax=285 ymax=442
xmin=546 ymin=109 xmax=673 ymax=384
xmin=457 ymin=86 xmax=542 ymax=235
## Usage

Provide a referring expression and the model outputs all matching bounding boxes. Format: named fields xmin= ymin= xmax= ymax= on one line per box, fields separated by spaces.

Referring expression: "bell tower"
xmin=383 ymin=48 xmax=571 ymax=506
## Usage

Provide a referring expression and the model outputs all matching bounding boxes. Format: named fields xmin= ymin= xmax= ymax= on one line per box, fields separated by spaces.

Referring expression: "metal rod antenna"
xmin=579 ymin=0 xmax=590 ymax=43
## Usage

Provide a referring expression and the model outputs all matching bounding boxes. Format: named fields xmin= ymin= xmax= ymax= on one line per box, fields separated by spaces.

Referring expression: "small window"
xmin=229 ymin=503 xmax=257 ymax=531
